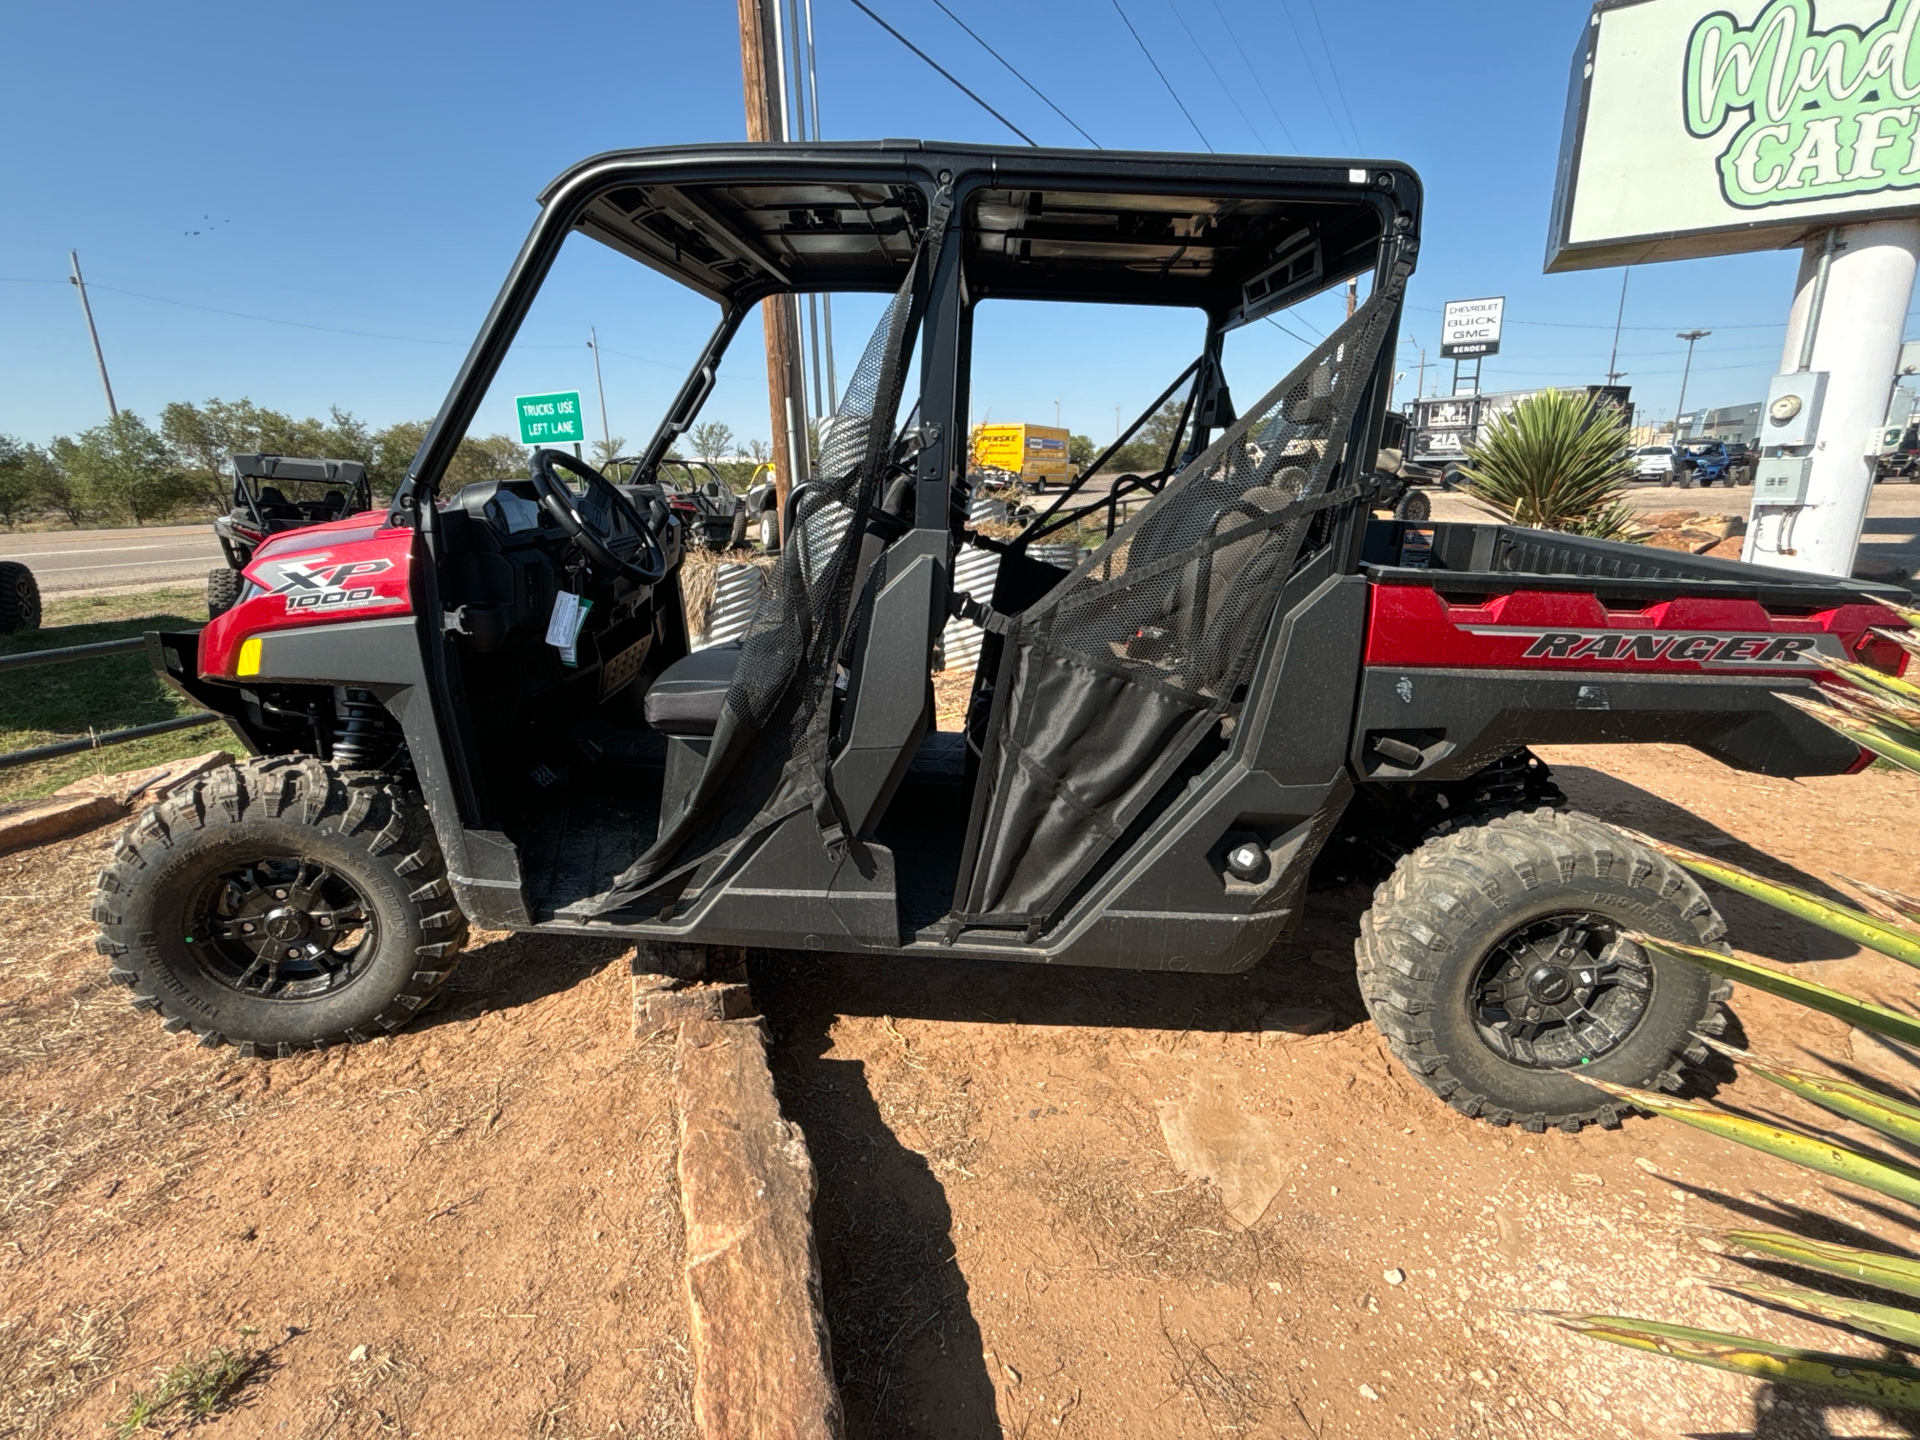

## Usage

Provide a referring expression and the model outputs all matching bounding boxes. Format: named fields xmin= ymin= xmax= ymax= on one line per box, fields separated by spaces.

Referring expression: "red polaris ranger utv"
xmin=96 ymin=142 xmax=1909 ymax=1135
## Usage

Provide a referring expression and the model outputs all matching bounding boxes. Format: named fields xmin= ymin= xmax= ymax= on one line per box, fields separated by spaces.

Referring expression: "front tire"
xmin=206 ymin=566 xmax=243 ymax=618
xmin=92 ymin=757 xmax=468 ymax=1057
xmin=0 ymin=560 xmax=41 ymax=634
xmin=1358 ymin=809 xmax=1730 ymax=1133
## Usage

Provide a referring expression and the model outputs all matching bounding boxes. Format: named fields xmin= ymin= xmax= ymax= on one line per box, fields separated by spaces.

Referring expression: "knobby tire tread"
xmin=91 ymin=755 xmax=468 ymax=1056
xmin=1356 ymin=807 xmax=1731 ymax=1134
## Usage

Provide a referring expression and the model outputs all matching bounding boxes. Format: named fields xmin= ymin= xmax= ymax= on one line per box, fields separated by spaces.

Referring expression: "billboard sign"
xmin=1548 ymin=0 xmax=1920 ymax=272
xmin=1440 ymin=297 xmax=1506 ymax=357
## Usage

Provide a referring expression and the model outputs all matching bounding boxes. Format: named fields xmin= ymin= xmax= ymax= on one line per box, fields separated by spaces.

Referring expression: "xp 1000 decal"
xmin=257 ymin=555 xmax=398 ymax=613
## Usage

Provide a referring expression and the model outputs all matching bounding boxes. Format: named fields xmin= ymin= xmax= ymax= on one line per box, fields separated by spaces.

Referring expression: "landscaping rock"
xmin=54 ymin=749 xmax=233 ymax=809
xmin=675 ymin=1016 xmax=843 ymax=1439
xmin=1155 ymin=1087 xmax=1288 ymax=1228
xmin=0 ymin=791 xmax=126 ymax=855
xmin=1257 ymin=1005 xmax=1334 ymax=1044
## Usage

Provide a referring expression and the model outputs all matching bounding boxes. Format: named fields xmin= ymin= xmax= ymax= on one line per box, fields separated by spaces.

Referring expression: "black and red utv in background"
xmin=99 ymin=142 xmax=1910 ymax=1137
xmin=206 ymin=454 xmax=374 ymax=617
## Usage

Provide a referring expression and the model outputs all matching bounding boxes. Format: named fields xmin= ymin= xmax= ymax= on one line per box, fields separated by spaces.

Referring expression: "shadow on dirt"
xmin=1689 ymin=1384 xmax=1920 ymax=1439
xmin=412 ymin=931 xmax=632 ymax=1032
xmin=753 ymin=954 xmax=1000 ymax=1439
xmin=1550 ymin=763 xmax=1863 ymax=963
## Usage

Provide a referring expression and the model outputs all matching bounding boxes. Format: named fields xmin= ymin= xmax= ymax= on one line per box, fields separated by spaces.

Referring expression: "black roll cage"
xmin=392 ymin=141 xmax=1422 ymax=826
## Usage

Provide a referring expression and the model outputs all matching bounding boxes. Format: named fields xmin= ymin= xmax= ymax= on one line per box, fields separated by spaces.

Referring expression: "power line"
xmin=1207 ymin=0 xmax=1298 ymax=151
xmin=926 ymin=0 xmax=1100 ymax=147
xmin=1302 ymin=0 xmax=1362 ymax=149
xmin=1262 ymin=315 xmax=1317 ymax=346
xmin=844 ymin=0 xmax=1037 ymax=145
xmin=1271 ymin=0 xmax=1343 ymax=147
xmin=1165 ymin=0 xmax=1267 ymax=151
xmin=1110 ymin=0 xmax=1213 ymax=151
xmin=86 ymin=282 xmax=466 ymax=345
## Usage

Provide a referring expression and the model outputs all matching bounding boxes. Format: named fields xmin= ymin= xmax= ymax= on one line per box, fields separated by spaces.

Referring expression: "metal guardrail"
xmin=0 ymin=635 xmax=148 ymax=673
xmin=0 ymin=629 xmax=222 ymax=771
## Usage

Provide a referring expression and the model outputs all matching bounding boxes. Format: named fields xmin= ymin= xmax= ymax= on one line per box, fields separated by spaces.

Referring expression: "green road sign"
xmin=515 ymin=391 xmax=584 ymax=446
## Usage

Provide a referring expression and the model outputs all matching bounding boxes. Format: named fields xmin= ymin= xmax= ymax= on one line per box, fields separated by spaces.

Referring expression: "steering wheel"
xmin=527 ymin=448 xmax=667 ymax=585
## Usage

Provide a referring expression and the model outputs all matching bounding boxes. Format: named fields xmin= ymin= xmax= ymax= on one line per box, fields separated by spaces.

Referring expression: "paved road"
xmin=0 ymin=524 xmax=224 ymax=596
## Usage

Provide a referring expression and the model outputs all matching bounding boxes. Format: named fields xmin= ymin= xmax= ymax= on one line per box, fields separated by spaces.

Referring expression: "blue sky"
xmin=0 ymin=0 xmax=1869 ymax=455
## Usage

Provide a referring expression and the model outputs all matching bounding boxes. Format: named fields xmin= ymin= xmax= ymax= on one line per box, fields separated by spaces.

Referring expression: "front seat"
xmin=643 ymin=641 xmax=740 ymax=737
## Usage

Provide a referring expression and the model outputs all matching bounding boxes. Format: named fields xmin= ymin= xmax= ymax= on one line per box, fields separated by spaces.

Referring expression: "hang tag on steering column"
xmin=545 ymin=590 xmax=592 ymax=666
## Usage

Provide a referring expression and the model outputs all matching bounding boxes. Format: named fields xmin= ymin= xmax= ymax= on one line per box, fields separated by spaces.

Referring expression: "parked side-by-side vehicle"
xmin=96 ymin=141 xmax=1910 ymax=1136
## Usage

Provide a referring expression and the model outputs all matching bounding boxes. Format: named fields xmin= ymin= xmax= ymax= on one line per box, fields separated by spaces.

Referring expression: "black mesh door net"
xmin=948 ymin=287 xmax=1400 ymax=935
xmin=595 ymin=197 xmax=948 ymax=913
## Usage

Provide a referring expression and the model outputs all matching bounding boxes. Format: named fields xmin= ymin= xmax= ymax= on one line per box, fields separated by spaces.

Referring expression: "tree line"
xmin=0 ymin=400 xmax=532 ymax=529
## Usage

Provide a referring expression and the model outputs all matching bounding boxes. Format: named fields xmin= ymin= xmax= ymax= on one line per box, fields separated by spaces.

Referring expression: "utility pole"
xmin=1606 ymin=268 xmax=1631 ymax=384
xmin=737 ymin=0 xmax=810 ymax=540
xmin=1673 ymin=329 xmax=1710 ymax=440
xmin=68 ymin=251 xmax=117 ymax=420
xmin=587 ymin=328 xmax=612 ymax=462
xmin=1345 ymin=275 xmax=1357 ymax=320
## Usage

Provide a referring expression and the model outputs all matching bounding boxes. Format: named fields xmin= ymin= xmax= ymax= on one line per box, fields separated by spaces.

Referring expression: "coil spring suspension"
xmin=1465 ymin=750 xmax=1561 ymax=812
xmin=333 ymin=689 xmax=395 ymax=769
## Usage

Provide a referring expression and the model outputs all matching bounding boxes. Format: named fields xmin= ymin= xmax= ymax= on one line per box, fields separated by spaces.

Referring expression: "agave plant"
xmin=1541 ymin=596 xmax=1920 ymax=1409
xmin=1460 ymin=388 xmax=1643 ymax=541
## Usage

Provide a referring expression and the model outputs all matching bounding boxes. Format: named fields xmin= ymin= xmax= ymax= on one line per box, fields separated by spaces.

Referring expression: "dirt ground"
xmin=8 ymin=739 xmax=1920 ymax=1439
xmin=752 ymin=742 xmax=1920 ymax=1440
xmin=0 ymin=831 xmax=693 ymax=1439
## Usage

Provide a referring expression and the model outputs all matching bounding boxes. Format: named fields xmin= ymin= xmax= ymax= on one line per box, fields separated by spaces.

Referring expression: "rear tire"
xmin=92 ymin=756 xmax=468 ymax=1056
xmin=1357 ymin=809 xmax=1730 ymax=1133
xmin=206 ymin=567 xmax=243 ymax=619
xmin=0 ymin=560 xmax=41 ymax=634
xmin=1394 ymin=488 xmax=1432 ymax=523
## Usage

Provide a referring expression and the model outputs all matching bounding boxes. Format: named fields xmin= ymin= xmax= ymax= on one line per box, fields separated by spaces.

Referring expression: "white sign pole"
xmin=1744 ymin=218 xmax=1920 ymax=580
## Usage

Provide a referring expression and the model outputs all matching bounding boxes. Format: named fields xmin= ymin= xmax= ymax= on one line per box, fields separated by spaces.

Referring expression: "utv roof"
xmin=538 ymin=141 xmax=1420 ymax=327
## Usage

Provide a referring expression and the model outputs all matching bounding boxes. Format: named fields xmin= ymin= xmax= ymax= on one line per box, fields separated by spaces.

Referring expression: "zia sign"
xmin=1549 ymin=0 xmax=1920 ymax=271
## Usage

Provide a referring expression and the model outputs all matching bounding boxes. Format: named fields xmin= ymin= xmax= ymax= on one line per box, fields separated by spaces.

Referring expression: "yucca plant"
xmin=1460 ymin=388 xmax=1643 ymax=540
xmin=1541 ymin=596 xmax=1920 ymax=1409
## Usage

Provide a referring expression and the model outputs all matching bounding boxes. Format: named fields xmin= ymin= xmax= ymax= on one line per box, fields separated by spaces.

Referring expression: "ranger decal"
xmin=1458 ymin=626 xmax=1848 ymax=667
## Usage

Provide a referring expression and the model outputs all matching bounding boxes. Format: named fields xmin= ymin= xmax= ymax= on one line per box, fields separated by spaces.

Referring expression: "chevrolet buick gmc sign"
xmin=1551 ymin=0 xmax=1920 ymax=271
xmin=1440 ymin=297 xmax=1505 ymax=358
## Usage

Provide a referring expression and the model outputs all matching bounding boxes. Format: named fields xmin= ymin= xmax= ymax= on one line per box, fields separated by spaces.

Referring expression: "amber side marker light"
xmin=235 ymin=637 xmax=262 ymax=677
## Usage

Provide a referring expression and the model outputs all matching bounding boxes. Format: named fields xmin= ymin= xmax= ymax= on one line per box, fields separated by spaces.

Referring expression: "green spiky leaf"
xmin=1724 ymin=1231 xmax=1920 ymax=1302
xmin=1714 ymin=1043 xmax=1920 ymax=1150
xmin=1778 ymin=691 xmax=1920 ymax=775
xmin=1837 ymin=872 xmax=1920 ymax=927
xmin=1628 ymin=932 xmax=1920 ymax=1047
xmin=1623 ymin=833 xmax=1920 ymax=969
xmin=1460 ymin=389 xmax=1641 ymax=539
xmin=1814 ymin=654 xmax=1920 ymax=708
xmin=1540 ymin=1312 xmax=1920 ymax=1409
xmin=1586 ymin=1080 xmax=1920 ymax=1206
xmin=1723 ymin=1283 xmax=1920 ymax=1349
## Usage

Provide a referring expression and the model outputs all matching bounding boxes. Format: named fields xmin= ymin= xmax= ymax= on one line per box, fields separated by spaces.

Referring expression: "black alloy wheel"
xmin=185 ymin=856 xmax=377 ymax=1000
xmin=1468 ymin=912 xmax=1651 ymax=1071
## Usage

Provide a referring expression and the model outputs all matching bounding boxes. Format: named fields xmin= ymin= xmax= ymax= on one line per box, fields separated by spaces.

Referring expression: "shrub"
xmin=1462 ymin=388 xmax=1641 ymax=540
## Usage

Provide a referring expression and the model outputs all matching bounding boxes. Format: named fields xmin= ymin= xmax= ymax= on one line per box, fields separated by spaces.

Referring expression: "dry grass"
xmin=0 ymin=1307 xmax=129 ymax=1440
xmin=1158 ymin=1313 xmax=1273 ymax=1437
xmin=298 ymin=1341 xmax=427 ymax=1440
xmin=1022 ymin=1147 xmax=1284 ymax=1288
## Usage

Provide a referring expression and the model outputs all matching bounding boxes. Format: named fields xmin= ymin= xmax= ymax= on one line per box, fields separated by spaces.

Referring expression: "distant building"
xmin=1686 ymin=402 xmax=1761 ymax=445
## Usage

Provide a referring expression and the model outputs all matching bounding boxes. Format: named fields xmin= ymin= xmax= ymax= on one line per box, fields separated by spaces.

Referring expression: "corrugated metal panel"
xmin=694 ymin=562 xmax=766 ymax=651
xmin=938 ymin=546 xmax=1001 ymax=673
